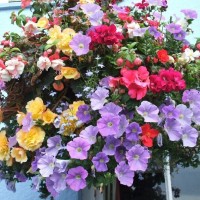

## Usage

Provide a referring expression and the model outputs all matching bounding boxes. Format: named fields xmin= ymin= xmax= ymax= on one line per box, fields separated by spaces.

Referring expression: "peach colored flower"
xmin=0 ymin=131 xmax=10 ymax=161
xmin=11 ymin=147 xmax=28 ymax=163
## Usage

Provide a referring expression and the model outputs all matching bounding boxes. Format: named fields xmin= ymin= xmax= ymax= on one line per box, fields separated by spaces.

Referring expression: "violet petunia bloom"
xmin=79 ymin=125 xmax=98 ymax=145
xmin=182 ymin=89 xmax=200 ymax=109
xmin=176 ymin=104 xmax=193 ymax=126
xmin=148 ymin=27 xmax=162 ymax=39
xmin=136 ymin=101 xmax=159 ymax=122
xmin=46 ymin=177 xmax=58 ymax=197
xmin=132 ymin=28 xmax=148 ymax=37
xmin=8 ymin=135 xmax=17 ymax=148
xmin=46 ymin=135 xmax=62 ymax=156
xmin=173 ymin=30 xmax=186 ymax=41
xmin=99 ymin=76 xmax=112 ymax=88
xmin=32 ymin=176 xmax=41 ymax=191
xmin=115 ymin=114 xmax=129 ymax=138
xmin=181 ymin=9 xmax=198 ymax=19
xmin=192 ymin=107 xmax=200 ymax=125
xmin=37 ymin=155 xmax=56 ymax=177
xmin=22 ymin=112 xmax=34 ymax=132
xmin=99 ymin=102 xmax=122 ymax=117
xmin=55 ymin=159 xmax=70 ymax=173
xmin=76 ymin=105 xmax=91 ymax=123
xmin=126 ymin=144 xmax=150 ymax=172
xmin=102 ymin=136 xmax=121 ymax=155
xmin=90 ymin=87 xmax=109 ymax=110
xmin=92 ymin=152 xmax=109 ymax=172
xmin=164 ymin=119 xmax=182 ymax=141
xmin=147 ymin=0 xmax=167 ymax=7
xmin=66 ymin=166 xmax=88 ymax=191
xmin=80 ymin=3 xmax=101 ymax=16
xmin=66 ymin=137 xmax=90 ymax=160
xmin=5 ymin=180 xmax=16 ymax=192
xmin=69 ymin=33 xmax=91 ymax=56
xmin=15 ymin=172 xmax=27 ymax=182
xmin=89 ymin=11 xmax=104 ymax=26
xmin=123 ymin=139 xmax=137 ymax=151
xmin=50 ymin=172 xmax=67 ymax=192
xmin=181 ymin=125 xmax=198 ymax=147
xmin=126 ymin=122 xmax=141 ymax=141
xmin=115 ymin=145 xmax=126 ymax=163
xmin=115 ymin=161 xmax=134 ymax=187
xmin=97 ymin=113 xmax=120 ymax=137
xmin=161 ymin=105 xmax=179 ymax=119
xmin=166 ymin=23 xmax=182 ymax=34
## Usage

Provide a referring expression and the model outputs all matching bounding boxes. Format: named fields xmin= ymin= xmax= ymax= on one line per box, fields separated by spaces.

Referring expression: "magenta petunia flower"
xmin=66 ymin=137 xmax=91 ymax=160
xmin=136 ymin=101 xmax=159 ymax=122
xmin=97 ymin=113 xmax=120 ymax=137
xmin=69 ymin=33 xmax=91 ymax=56
xmin=92 ymin=152 xmax=109 ymax=172
xmin=126 ymin=144 xmax=150 ymax=171
xmin=66 ymin=166 xmax=88 ymax=191
xmin=115 ymin=161 xmax=134 ymax=187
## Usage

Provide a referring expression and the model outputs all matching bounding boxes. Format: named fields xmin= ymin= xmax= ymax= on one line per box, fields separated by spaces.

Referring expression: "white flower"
xmin=176 ymin=19 xmax=188 ymax=31
xmin=37 ymin=56 xmax=51 ymax=71
xmin=127 ymin=22 xmax=140 ymax=38
xmin=24 ymin=21 xmax=38 ymax=36
xmin=181 ymin=48 xmax=200 ymax=63
xmin=4 ymin=58 xmax=25 ymax=79
xmin=0 ymin=69 xmax=11 ymax=82
xmin=51 ymin=59 xmax=65 ymax=71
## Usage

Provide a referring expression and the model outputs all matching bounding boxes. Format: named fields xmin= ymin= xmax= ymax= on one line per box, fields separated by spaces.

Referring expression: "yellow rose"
xmin=69 ymin=101 xmax=85 ymax=116
xmin=16 ymin=126 xmax=45 ymax=151
xmin=37 ymin=17 xmax=49 ymax=29
xmin=42 ymin=109 xmax=57 ymax=124
xmin=26 ymin=97 xmax=46 ymax=120
xmin=60 ymin=66 xmax=80 ymax=80
xmin=11 ymin=147 xmax=27 ymax=163
xmin=47 ymin=25 xmax=62 ymax=44
xmin=16 ymin=112 xmax=26 ymax=126
xmin=0 ymin=130 xmax=10 ymax=161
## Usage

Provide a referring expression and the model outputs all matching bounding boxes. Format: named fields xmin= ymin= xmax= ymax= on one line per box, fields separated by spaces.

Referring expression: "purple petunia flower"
xmin=161 ymin=105 xmax=179 ymax=119
xmin=126 ymin=122 xmax=141 ymax=141
xmin=164 ymin=119 xmax=182 ymax=141
xmin=69 ymin=33 xmax=91 ymax=56
xmin=181 ymin=125 xmax=198 ymax=147
xmin=66 ymin=137 xmax=90 ymax=160
xmin=99 ymin=102 xmax=122 ymax=117
xmin=166 ymin=23 xmax=182 ymax=34
xmin=15 ymin=172 xmax=27 ymax=182
xmin=115 ymin=161 xmax=134 ymax=187
xmin=132 ymin=28 xmax=148 ymax=37
xmin=123 ymin=139 xmax=137 ymax=150
xmin=37 ymin=155 xmax=56 ymax=177
xmin=147 ymin=0 xmax=167 ymax=7
xmin=5 ymin=180 xmax=16 ymax=192
xmin=50 ymin=172 xmax=67 ymax=192
xmin=80 ymin=3 xmax=101 ymax=16
xmin=92 ymin=152 xmax=109 ymax=172
xmin=192 ymin=107 xmax=200 ymax=125
xmin=97 ymin=113 xmax=120 ymax=137
xmin=66 ymin=166 xmax=88 ymax=191
xmin=99 ymin=76 xmax=112 ymax=88
xmin=102 ymin=136 xmax=120 ymax=155
xmin=79 ymin=125 xmax=98 ymax=145
xmin=8 ymin=135 xmax=17 ymax=148
xmin=148 ymin=26 xmax=162 ymax=39
xmin=115 ymin=145 xmax=126 ymax=163
xmin=76 ymin=105 xmax=91 ymax=123
xmin=173 ymin=30 xmax=186 ymax=41
xmin=55 ymin=159 xmax=70 ymax=173
xmin=90 ymin=87 xmax=109 ymax=110
xmin=126 ymin=144 xmax=150 ymax=171
xmin=46 ymin=177 xmax=58 ymax=197
xmin=0 ymin=79 xmax=5 ymax=89
xmin=22 ymin=112 xmax=34 ymax=132
xmin=46 ymin=135 xmax=62 ymax=156
xmin=115 ymin=114 xmax=129 ymax=138
xmin=89 ymin=11 xmax=104 ymax=26
xmin=181 ymin=9 xmax=198 ymax=19
xmin=136 ymin=101 xmax=159 ymax=122
xmin=182 ymin=89 xmax=200 ymax=109
xmin=176 ymin=104 xmax=193 ymax=126
xmin=32 ymin=176 xmax=41 ymax=191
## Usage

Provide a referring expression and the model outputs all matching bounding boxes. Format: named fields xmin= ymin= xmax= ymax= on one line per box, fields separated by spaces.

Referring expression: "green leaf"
xmin=10 ymin=48 xmax=21 ymax=52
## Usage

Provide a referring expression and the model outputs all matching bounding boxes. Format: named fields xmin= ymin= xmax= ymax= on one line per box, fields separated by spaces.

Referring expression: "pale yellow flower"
xmin=47 ymin=25 xmax=62 ymax=44
xmin=0 ymin=130 xmax=10 ymax=161
xmin=16 ymin=112 xmax=26 ymax=126
xmin=69 ymin=101 xmax=85 ymax=116
xmin=16 ymin=126 xmax=45 ymax=151
xmin=11 ymin=147 xmax=27 ymax=163
xmin=42 ymin=108 xmax=57 ymax=124
xmin=37 ymin=17 xmax=49 ymax=29
xmin=60 ymin=66 xmax=80 ymax=80
xmin=78 ymin=0 xmax=94 ymax=4
xmin=6 ymin=156 xmax=13 ymax=167
xmin=26 ymin=97 xmax=46 ymax=120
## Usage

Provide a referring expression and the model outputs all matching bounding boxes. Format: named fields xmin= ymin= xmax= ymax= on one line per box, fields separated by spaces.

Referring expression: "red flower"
xmin=156 ymin=49 xmax=169 ymax=63
xmin=141 ymin=124 xmax=159 ymax=147
xmin=118 ymin=13 xmax=133 ymax=23
xmin=135 ymin=0 xmax=149 ymax=9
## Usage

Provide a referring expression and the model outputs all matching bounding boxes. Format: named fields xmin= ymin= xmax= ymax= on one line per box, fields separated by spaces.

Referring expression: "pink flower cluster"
xmin=150 ymin=67 xmax=186 ymax=93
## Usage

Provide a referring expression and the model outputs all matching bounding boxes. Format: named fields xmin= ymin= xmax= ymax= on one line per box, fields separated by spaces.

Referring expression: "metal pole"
xmin=164 ymin=154 xmax=173 ymax=200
